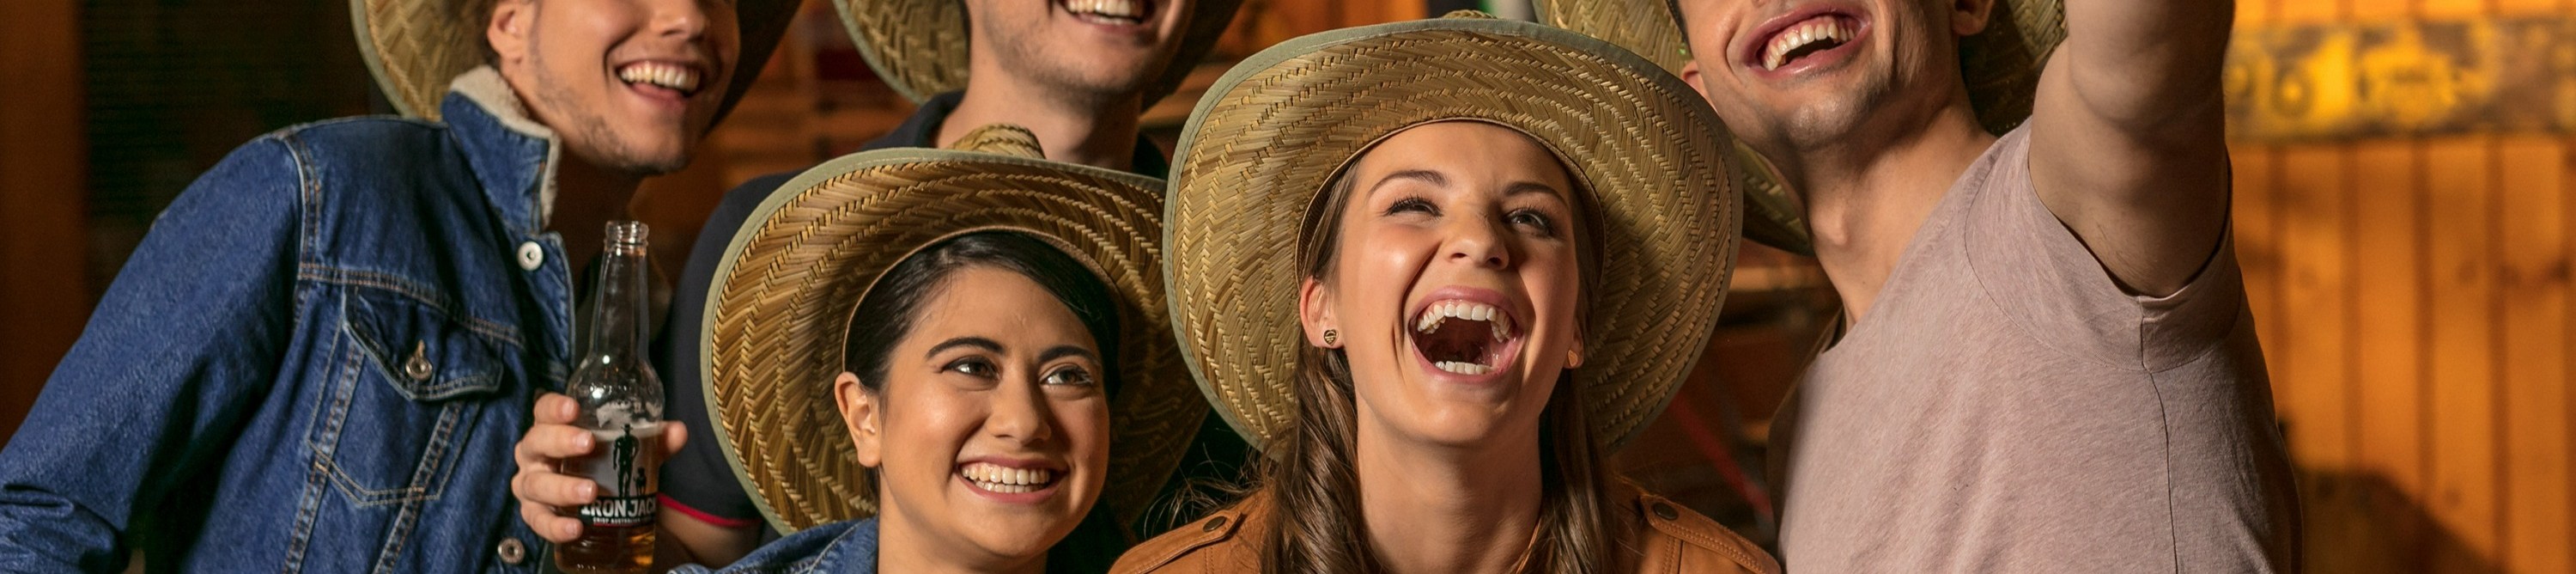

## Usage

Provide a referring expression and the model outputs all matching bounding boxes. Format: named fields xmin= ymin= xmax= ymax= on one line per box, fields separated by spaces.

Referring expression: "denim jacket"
xmin=670 ymin=518 xmax=878 ymax=574
xmin=0 ymin=67 xmax=573 ymax=573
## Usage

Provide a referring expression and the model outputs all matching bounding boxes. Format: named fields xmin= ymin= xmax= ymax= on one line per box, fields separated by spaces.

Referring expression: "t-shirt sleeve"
xmin=654 ymin=172 xmax=802 ymax=528
xmin=1962 ymin=125 xmax=2248 ymax=372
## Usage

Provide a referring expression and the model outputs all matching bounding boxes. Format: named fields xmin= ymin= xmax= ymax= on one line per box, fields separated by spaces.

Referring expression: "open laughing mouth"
xmin=1060 ymin=0 xmax=1154 ymax=27
xmin=615 ymin=60 xmax=706 ymax=99
xmin=1407 ymin=297 xmax=1523 ymax=377
xmin=1744 ymin=9 xmax=1867 ymax=74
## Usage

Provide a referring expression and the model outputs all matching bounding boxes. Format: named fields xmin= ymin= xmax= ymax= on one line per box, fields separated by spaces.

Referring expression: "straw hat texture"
xmin=1165 ymin=15 xmax=1742 ymax=452
xmin=837 ymin=0 xmax=1245 ymax=105
xmin=352 ymin=0 xmax=801 ymax=121
xmin=1531 ymin=0 xmax=2069 ymax=254
xmin=699 ymin=125 xmax=1198 ymax=532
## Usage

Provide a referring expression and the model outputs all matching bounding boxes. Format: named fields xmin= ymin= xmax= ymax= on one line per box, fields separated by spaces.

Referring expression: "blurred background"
xmin=0 ymin=0 xmax=2569 ymax=571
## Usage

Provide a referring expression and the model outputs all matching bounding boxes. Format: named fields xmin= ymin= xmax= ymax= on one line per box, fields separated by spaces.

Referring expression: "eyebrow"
xmin=1504 ymin=181 xmax=1566 ymax=200
xmin=925 ymin=337 xmax=1004 ymax=357
xmin=1367 ymin=169 xmax=1449 ymax=197
xmin=1039 ymin=345 xmax=1100 ymax=363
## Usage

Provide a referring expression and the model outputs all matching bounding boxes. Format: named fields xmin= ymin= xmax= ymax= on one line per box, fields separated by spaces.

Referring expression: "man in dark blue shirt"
xmin=509 ymin=0 xmax=1246 ymax=566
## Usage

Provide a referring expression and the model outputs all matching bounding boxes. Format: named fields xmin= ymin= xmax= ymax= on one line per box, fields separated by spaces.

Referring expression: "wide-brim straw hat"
xmin=838 ymin=0 xmax=1245 ymax=106
xmin=1532 ymin=0 xmax=2067 ymax=255
xmin=698 ymin=125 xmax=1199 ymax=533
xmin=1166 ymin=14 xmax=1741 ymax=452
xmin=352 ymin=0 xmax=800 ymax=121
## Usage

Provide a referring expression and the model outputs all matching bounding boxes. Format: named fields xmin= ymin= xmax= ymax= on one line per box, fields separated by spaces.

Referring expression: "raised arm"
xmin=0 ymin=137 xmax=303 ymax=572
xmin=2027 ymin=0 xmax=2239 ymax=296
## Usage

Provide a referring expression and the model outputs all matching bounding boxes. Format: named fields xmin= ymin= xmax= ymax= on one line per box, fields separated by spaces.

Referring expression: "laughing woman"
xmin=672 ymin=125 xmax=1204 ymax=573
xmin=1113 ymin=15 xmax=1781 ymax=574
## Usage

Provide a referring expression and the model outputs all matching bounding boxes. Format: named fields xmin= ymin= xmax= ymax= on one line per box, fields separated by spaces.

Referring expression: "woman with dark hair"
xmin=658 ymin=125 xmax=1206 ymax=573
xmin=1116 ymin=15 xmax=1779 ymax=573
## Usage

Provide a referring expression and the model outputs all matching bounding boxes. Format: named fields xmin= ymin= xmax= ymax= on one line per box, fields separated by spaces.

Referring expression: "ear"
xmin=1297 ymin=277 xmax=1340 ymax=348
xmin=1951 ymin=0 xmax=1996 ymax=37
xmin=1680 ymin=59 xmax=1713 ymax=101
xmin=486 ymin=0 xmax=536 ymax=68
xmin=834 ymin=372 xmax=884 ymax=467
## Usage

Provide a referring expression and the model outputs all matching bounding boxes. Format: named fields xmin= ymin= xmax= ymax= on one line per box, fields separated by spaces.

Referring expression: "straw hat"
xmin=1532 ymin=0 xmax=2068 ymax=254
xmin=837 ymin=0 xmax=1246 ymax=105
xmin=698 ymin=124 xmax=1199 ymax=533
xmin=1165 ymin=14 xmax=1741 ymax=452
xmin=350 ymin=0 xmax=799 ymax=121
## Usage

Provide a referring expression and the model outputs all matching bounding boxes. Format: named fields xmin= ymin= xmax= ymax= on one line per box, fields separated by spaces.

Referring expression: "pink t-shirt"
xmin=1768 ymin=125 xmax=2301 ymax=571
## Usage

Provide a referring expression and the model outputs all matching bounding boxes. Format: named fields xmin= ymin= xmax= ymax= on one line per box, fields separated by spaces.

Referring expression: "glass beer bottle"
xmin=556 ymin=221 xmax=665 ymax=574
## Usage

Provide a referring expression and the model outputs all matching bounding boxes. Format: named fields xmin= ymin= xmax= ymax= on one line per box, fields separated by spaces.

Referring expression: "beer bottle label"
xmin=568 ymin=422 xmax=664 ymax=528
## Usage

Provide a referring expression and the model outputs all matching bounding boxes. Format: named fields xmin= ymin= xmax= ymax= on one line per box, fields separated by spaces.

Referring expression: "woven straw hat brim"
xmin=1531 ymin=0 xmax=2066 ymax=254
xmin=699 ymin=148 xmax=1197 ymax=533
xmin=1166 ymin=17 xmax=1741 ymax=453
xmin=352 ymin=0 xmax=799 ymax=121
xmin=838 ymin=0 xmax=1245 ymax=106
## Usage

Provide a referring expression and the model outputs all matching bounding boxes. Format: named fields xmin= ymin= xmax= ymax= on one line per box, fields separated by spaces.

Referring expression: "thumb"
xmin=662 ymin=421 xmax=689 ymax=456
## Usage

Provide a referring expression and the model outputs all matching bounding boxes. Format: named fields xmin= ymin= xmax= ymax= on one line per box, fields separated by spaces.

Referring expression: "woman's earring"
xmin=1322 ymin=329 xmax=1340 ymax=346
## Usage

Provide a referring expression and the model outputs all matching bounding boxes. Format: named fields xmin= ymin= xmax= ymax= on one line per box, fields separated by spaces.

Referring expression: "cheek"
xmin=880 ymin=387 xmax=981 ymax=475
xmin=1521 ymin=243 xmax=1583 ymax=337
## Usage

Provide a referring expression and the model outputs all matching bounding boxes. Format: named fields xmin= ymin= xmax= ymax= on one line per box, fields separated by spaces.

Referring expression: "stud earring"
xmin=1321 ymin=329 xmax=1340 ymax=345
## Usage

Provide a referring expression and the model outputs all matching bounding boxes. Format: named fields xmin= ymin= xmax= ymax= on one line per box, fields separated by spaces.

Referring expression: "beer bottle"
xmin=556 ymin=221 xmax=665 ymax=574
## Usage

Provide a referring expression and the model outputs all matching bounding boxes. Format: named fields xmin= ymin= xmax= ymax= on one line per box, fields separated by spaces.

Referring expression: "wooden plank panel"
xmin=2346 ymin=139 xmax=2430 ymax=573
xmin=2493 ymin=0 xmax=2561 ymax=15
xmin=2233 ymin=147 xmax=2287 ymax=376
xmin=2419 ymin=0 xmax=2491 ymax=17
xmin=2276 ymin=145 xmax=2352 ymax=468
xmin=2497 ymin=137 xmax=2573 ymax=574
xmin=2275 ymin=0 xmax=2338 ymax=22
xmin=0 ymin=0 xmax=89 ymax=442
xmin=2424 ymin=137 xmax=2503 ymax=572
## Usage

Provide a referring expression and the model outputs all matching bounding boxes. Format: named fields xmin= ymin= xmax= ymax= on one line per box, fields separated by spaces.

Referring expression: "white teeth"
xmin=1433 ymin=361 xmax=1494 ymax=376
xmin=960 ymin=462 xmax=1055 ymax=492
xmin=1763 ymin=16 xmax=1854 ymax=70
xmin=1067 ymin=0 xmax=1143 ymax=19
xmin=617 ymin=62 xmax=700 ymax=94
xmin=1410 ymin=300 xmax=1514 ymax=339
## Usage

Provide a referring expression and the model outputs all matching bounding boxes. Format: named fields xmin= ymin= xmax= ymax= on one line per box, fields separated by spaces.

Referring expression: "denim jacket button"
xmin=517 ymin=241 xmax=544 ymax=271
xmin=403 ymin=341 xmax=434 ymax=382
xmin=495 ymin=538 xmax=526 ymax=565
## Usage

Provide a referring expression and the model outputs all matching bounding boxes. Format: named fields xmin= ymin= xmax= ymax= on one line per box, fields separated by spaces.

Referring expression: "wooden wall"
xmin=2238 ymin=0 xmax=2576 ymax=571
xmin=0 ymin=0 xmax=88 ymax=441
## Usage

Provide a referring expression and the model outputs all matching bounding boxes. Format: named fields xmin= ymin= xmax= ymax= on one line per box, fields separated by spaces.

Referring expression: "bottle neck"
xmin=584 ymin=229 xmax=651 ymax=364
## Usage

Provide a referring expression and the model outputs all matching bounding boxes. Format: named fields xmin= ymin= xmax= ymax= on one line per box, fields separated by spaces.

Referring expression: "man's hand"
xmin=512 ymin=393 xmax=688 ymax=543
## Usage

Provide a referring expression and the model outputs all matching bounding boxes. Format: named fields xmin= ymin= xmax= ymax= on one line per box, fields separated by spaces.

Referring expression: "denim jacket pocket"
xmin=313 ymin=285 xmax=519 ymax=507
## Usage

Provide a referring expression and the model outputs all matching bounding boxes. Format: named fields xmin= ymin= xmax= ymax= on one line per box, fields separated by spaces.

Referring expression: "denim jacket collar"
xmin=442 ymin=66 xmax=561 ymax=238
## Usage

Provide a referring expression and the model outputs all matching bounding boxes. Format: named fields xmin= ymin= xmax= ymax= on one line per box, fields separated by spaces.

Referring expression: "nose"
xmin=644 ymin=0 xmax=711 ymax=41
xmin=985 ymin=373 xmax=1055 ymax=446
xmin=1443 ymin=215 xmax=1512 ymax=270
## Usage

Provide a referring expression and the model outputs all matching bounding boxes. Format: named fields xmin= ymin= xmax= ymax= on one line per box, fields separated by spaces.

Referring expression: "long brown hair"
xmin=1261 ymin=147 xmax=1629 ymax=573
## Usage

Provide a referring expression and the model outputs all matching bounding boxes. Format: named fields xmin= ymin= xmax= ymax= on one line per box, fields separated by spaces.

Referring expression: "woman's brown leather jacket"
xmin=1110 ymin=481 xmax=1780 ymax=573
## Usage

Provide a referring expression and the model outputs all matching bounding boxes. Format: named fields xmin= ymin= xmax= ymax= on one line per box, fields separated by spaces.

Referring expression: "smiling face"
xmin=488 ymin=0 xmax=739 ymax=176
xmin=967 ymin=0 xmax=1194 ymax=103
xmin=1298 ymin=121 xmax=1589 ymax=449
xmin=1674 ymin=0 xmax=1990 ymax=156
xmin=836 ymin=266 xmax=1111 ymax=566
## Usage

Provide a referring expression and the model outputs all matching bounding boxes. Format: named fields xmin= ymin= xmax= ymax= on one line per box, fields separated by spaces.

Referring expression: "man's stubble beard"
xmin=981 ymin=16 xmax=1166 ymax=110
xmin=524 ymin=47 xmax=696 ymax=177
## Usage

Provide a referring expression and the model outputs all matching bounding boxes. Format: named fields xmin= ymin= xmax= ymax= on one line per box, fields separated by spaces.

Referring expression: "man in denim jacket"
xmin=0 ymin=0 xmax=785 ymax=571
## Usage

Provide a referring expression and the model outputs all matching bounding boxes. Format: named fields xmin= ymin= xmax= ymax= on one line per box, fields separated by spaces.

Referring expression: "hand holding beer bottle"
xmin=508 ymin=221 xmax=688 ymax=573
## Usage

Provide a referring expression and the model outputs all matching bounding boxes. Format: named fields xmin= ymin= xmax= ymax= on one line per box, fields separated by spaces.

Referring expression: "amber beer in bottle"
xmin=556 ymin=222 xmax=665 ymax=574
